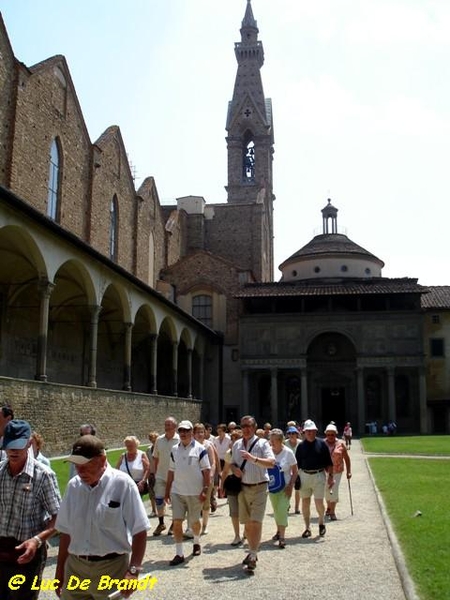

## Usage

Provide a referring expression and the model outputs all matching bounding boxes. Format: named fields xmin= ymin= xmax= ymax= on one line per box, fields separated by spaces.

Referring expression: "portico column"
xmin=123 ymin=322 xmax=133 ymax=391
xmin=172 ymin=341 xmax=178 ymax=396
xmin=419 ymin=366 xmax=428 ymax=434
xmin=242 ymin=369 xmax=250 ymax=415
xmin=87 ymin=305 xmax=102 ymax=388
xmin=387 ymin=366 xmax=396 ymax=423
xmin=357 ymin=367 xmax=365 ymax=435
xmin=300 ymin=368 xmax=308 ymax=419
xmin=187 ymin=348 xmax=193 ymax=399
xmin=270 ymin=368 xmax=278 ymax=423
xmin=149 ymin=334 xmax=158 ymax=394
xmin=35 ymin=280 xmax=54 ymax=381
xmin=198 ymin=353 xmax=204 ymax=400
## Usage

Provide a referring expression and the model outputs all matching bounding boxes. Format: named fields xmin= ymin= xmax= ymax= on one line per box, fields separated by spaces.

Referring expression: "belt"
xmin=241 ymin=481 xmax=268 ymax=487
xmin=302 ymin=469 xmax=324 ymax=474
xmin=76 ymin=552 xmax=122 ymax=562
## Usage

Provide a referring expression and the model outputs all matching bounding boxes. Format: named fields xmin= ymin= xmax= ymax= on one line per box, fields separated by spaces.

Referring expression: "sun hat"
xmin=303 ymin=419 xmax=318 ymax=431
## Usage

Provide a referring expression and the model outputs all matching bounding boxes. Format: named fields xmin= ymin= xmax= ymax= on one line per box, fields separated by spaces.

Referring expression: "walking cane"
xmin=348 ymin=478 xmax=354 ymax=516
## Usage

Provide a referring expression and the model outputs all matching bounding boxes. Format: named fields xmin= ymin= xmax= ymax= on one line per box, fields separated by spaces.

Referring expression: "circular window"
xmin=341 ymin=265 xmax=348 ymax=272
xmin=365 ymin=268 xmax=371 ymax=275
xmin=292 ymin=270 xmax=297 ymax=277
xmin=314 ymin=266 xmax=321 ymax=273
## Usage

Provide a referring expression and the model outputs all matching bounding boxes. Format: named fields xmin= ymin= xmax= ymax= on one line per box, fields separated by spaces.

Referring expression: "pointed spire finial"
xmin=242 ymin=0 xmax=258 ymax=30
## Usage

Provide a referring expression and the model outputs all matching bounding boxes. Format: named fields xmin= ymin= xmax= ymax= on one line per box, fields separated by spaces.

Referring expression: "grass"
xmin=365 ymin=436 xmax=450 ymax=600
xmin=50 ymin=448 xmax=137 ymax=496
xmin=361 ymin=435 xmax=450 ymax=456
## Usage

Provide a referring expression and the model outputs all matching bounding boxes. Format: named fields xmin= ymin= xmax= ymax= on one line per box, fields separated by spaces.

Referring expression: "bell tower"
xmin=225 ymin=0 xmax=274 ymax=280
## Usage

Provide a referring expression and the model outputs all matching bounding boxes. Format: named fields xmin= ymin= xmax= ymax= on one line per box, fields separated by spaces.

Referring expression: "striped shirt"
xmin=0 ymin=453 xmax=61 ymax=541
xmin=231 ymin=435 xmax=275 ymax=484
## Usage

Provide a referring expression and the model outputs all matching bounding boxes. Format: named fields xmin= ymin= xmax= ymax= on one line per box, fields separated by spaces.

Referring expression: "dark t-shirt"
xmin=295 ymin=438 xmax=333 ymax=471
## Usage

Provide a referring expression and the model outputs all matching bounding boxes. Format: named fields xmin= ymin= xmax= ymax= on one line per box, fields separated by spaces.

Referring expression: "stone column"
xmin=198 ymin=353 xmax=204 ymax=400
xmin=123 ymin=322 xmax=133 ymax=391
xmin=387 ymin=366 xmax=396 ymax=423
xmin=87 ymin=305 xmax=102 ymax=388
xmin=270 ymin=368 xmax=278 ymax=423
xmin=172 ymin=341 xmax=178 ymax=397
xmin=300 ymin=368 xmax=308 ymax=419
xmin=419 ymin=366 xmax=428 ymax=434
xmin=149 ymin=334 xmax=158 ymax=394
xmin=357 ymin=367 xmax=365 ymax=434
xmin=35 ymin=280 xmax=54 ymax=382
xmin=187 ymin=348 xmax=193 ymax=399
xmin=242 ymin=369 xmax=250 ymax=415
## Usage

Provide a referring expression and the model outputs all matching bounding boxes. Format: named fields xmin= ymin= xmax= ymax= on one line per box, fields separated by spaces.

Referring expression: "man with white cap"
xmin=295 ymin=419 xmax=333 ymax=539
xmin=0 ymin=419 xmax=61 ymax=600
xmin=55 ymin=435 xmax=150 ymax=599
xmin=164 ymin=420 xmax=211 ymax=566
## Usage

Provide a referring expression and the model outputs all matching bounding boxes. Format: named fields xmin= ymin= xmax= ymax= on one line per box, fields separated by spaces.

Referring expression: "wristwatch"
xmin=128 ymin=565 xmax=142 ymax=575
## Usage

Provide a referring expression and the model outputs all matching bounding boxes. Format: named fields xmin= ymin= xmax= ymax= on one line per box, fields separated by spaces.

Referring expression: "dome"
xmin=279 ymin=201 xmax=384 ymax=282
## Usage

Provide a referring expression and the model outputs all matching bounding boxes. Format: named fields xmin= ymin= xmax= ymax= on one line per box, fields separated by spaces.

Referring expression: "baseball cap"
xmin=303 ymin=419 xmax=318 ymax=431
xmin=65 ymin=435 xmax=106 ymax=464
xmin=325 ymin=423 xmax=338 ymax=434
xmin=286 ymin=426 xmax=299 ymax=434
xmin=178 ymin=420 xmax=193 ymax=431
xmin=2 ymin=419 xmax=31 ymax=450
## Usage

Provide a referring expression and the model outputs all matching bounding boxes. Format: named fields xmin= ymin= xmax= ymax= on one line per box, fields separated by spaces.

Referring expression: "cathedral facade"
xmin=0 ymin=2 xmax=449 ymax=445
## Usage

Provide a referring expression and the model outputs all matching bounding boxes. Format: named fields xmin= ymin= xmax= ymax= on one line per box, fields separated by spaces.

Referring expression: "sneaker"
xmin=167 ymin=523 xmax=173 ymax=536
xmin=183 ymin=528 xmax=194 ymax=539
xmin=329 ymin=514 xmax=337 ymax=521
xmin=153 ymin=523 xmax=166 ymax=536
xmin=193 ymin=543 xmax=201 ymax=556
xmin=148 ymin=512 xmax=157 ymax=518
xmin=246 ymin=556 xmax=257 ymax=571
xmin=319 ymin=524 xmax=326 ymax=537
xmin=301 ymin=528 xmax=312 ymax=539
xmin=169 ymin=554 xmax=185 ymax=566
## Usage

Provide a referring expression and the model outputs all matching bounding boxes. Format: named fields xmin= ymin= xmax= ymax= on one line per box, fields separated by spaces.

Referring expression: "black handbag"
xmin=223 ymin=439 xmax=259 ymax=496
xmin=223 ymin=473 xmax=242 ymax=496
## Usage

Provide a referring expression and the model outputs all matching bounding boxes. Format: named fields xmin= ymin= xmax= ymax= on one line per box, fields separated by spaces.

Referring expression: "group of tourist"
xmin=0 ymin=405 xmax=352 ymax=597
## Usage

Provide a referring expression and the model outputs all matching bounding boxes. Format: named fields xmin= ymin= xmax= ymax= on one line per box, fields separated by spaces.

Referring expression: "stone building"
xmin=0 ymin=1 xmax=449 ymax=442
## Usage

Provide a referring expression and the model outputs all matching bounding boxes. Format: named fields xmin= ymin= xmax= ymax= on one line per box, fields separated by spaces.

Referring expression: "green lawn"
xmin=364 ymin=437 xmax=450 ymax=600
xmin=50 ymin=448 xmax=135 ymax=496
xmin=361 ymin=435 xmax=450 ymax=456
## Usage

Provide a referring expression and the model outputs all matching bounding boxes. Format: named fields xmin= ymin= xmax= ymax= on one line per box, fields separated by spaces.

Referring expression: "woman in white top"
xmin=116 ymin=435 xmax=150 ymax=497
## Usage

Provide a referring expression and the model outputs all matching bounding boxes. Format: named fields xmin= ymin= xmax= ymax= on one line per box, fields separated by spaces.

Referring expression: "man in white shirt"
xmin=55 ymin=435 xmax=150 ymax=599
xmin=231 ymin=415 xmax=275 ymax=572
xmin=164 ymin=420 xmax=211 ymax=566
xmin=152 ymin=417 xmax=179 ymax=536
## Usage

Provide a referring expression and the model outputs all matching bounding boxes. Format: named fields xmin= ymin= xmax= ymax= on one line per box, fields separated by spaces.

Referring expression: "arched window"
xmin=47 ymin=139 xmax=61 ymax=220
xmin=243 ymin=139 xmax=255 ymax=182
xmin=109 ymin=195 xmax=118 ymax=261
xmin=192 ymin=295 xmax=212 ymax=328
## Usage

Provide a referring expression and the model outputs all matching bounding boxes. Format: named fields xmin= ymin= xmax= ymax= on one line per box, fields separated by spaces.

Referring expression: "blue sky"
xmin=2 ymin=0 xmax=450 ymax=284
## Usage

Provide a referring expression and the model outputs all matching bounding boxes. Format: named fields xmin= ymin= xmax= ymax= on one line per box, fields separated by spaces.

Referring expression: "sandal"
xmin=278 ymin=538 xmax=286 ymax=549
xmin=272 ymin=531 xmax=280 ymax=541
xmin=301 ymin=528 xmax=312 ymax=538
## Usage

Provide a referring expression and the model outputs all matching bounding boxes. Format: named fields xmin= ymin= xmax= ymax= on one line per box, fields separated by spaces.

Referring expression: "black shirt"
xmin=295 ymin=438 xmax=333 ymax=471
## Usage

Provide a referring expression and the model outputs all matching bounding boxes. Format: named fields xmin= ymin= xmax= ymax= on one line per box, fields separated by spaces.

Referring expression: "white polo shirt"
xmin=153 ymin=432 xmax=179 ymax=482
xmin=169 ymin=439 xmax=210 ymax=496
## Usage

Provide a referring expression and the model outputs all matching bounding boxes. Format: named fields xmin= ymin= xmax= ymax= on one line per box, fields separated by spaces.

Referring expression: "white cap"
xmin=178 ymin=420 xmax=193 ymax=431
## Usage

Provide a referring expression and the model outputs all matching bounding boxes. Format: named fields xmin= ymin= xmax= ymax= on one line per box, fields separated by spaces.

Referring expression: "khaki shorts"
xmin=238 ymin=483 xmax=268 ymax=524
xmin=325 ymin=472 xmax=343 ymax=502
xmin=299 ymin=470 xmax=326 ymax=499
xmin=171 ymin=493 xmax=202 ymax=525
xmin=154 ymin=478 xmax=166 ymax=500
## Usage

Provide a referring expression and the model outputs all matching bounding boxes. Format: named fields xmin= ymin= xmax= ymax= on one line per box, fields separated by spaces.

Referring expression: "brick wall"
xmin=0 ymin=18 xmax=16 ymax=187
xmin=0 ymin=377 xmax=203 ymax=457
xmin=10 ymin=60 xmax=91 ymax=238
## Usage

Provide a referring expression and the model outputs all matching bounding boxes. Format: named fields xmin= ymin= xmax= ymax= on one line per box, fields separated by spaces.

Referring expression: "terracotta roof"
xmin=280 ymin=233 xmax=384 ymax=269
xmin=421 ymin=286 xmax=450 ymax=309
xmin=235 ymin=278 xmax=427 ymax=298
